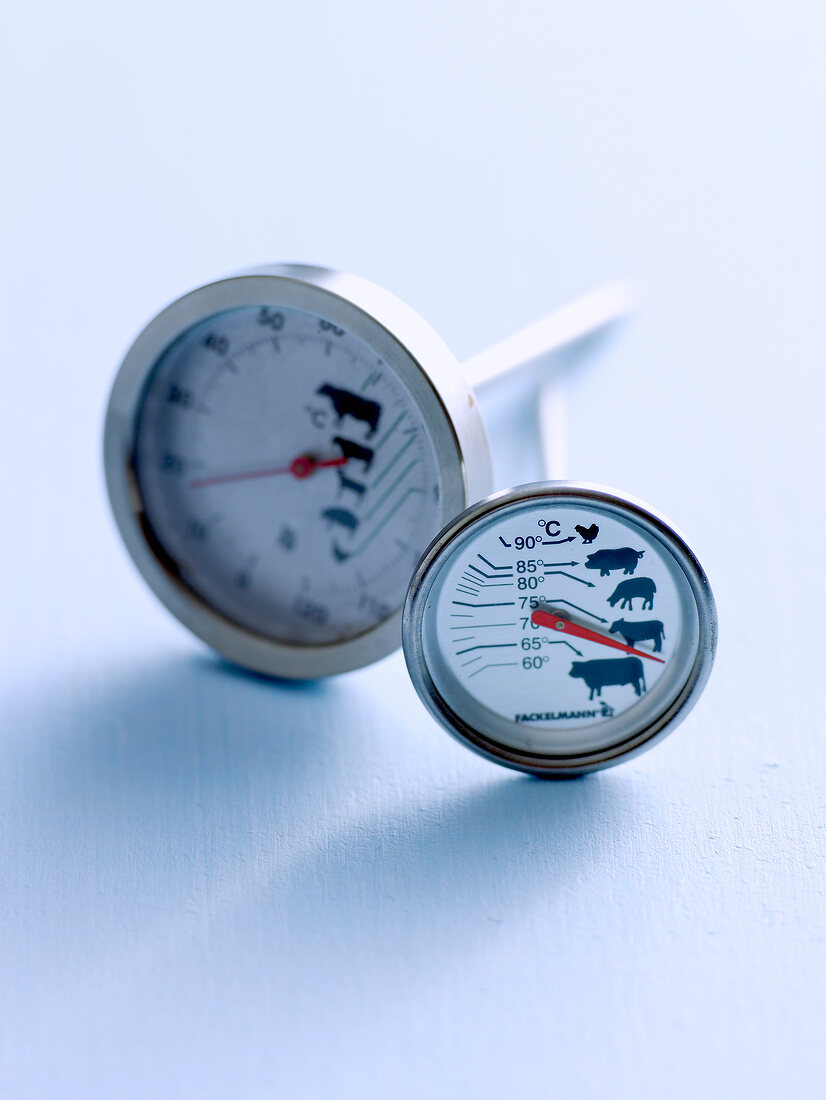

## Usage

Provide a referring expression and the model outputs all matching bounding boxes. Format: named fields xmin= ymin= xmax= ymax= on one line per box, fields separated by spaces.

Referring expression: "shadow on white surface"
xmin=3 ymin=651 xmax=633 ymax=1009
xmin=4 ymin=646 xmax=795 ymax=1098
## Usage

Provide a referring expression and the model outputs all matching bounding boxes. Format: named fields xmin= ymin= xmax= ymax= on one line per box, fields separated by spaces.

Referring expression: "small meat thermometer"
xmin=402 ymin=378 xmax=717 ymax=775
xmin=104 ymin=264 xmax=630 ymax=678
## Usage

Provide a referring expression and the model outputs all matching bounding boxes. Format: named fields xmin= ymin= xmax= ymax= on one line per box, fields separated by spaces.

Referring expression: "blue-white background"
xmin=2 ymin=3 xmax=824 ymax=1097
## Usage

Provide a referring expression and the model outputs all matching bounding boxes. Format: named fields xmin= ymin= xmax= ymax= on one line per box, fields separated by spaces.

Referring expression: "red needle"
xmin=531 ymin=607 xmax=665 ymax=662
xmin=188 ymin=453 xmax=348 ymax=489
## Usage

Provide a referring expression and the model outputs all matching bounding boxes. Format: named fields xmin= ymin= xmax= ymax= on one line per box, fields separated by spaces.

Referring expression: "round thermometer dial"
xmin=104 ymin=265 xmax=492 ymax=678
xmin=403 ymin=483 xmax=716 ymax=775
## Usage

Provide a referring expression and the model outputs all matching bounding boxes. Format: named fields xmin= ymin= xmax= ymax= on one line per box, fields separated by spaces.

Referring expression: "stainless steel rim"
xmin=103 ymin=264 xmax=492 ymax=679
xmin=402 ymin=481 xmax=718 ymax=775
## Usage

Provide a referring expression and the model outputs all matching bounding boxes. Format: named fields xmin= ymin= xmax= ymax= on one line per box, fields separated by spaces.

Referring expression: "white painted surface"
xmin=1 ymin=2 xmax=824 ymax=1096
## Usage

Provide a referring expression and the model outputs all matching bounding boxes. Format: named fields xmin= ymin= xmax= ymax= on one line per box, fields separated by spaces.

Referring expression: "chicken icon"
xmin=575 ymin=522 xmax=599 ymax=544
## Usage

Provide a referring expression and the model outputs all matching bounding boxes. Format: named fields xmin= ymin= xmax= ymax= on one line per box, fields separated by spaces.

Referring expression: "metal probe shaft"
xmin=460 ymin=281 xmax=637 ymax=391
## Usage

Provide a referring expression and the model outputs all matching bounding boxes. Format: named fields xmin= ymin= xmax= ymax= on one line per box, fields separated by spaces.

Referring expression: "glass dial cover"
xmin=403 ymin=483 xmax=717 ymax=774
xmin=104 ymin=265 xmax=492 ymax=678
xmin=134 ymin=304 xmax=443 ymax=646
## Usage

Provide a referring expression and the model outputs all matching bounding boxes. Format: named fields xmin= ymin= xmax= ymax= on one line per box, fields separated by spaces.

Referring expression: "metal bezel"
xmin=103 ymin=264 xmax=492 ymax=679
xmin=402 ymin=481 xmax=718 ymax=775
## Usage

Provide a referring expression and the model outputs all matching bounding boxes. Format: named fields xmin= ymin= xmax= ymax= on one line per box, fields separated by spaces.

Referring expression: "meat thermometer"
xmin=104 ymin=264 xmax=631 ymax=679
xmin=401 ymin=385 xmax=717 ymax=775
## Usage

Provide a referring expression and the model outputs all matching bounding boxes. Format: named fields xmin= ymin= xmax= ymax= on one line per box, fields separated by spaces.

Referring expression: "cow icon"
xmin=606 ymin=577 xmax=656 ymax=611
xmin=336 ymin=469 xmax=366 ymax=500
xmin=317 ymin=384 xmax=382 ymax=437
xmin=332 ymin=437 xmax=375 ymax=472
xmin=609 ymin=619 xmax=665 ymax=653
xmin=569 ymin=657 xmax=646 ymax=700
xmin=584 ymin=547 xmax=645 ymax=576
xmin=575 ymin=523 xmax=599 ymax=544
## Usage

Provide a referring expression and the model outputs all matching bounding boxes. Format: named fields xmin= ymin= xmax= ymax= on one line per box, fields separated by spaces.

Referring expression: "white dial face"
xmin=133 ymin=305 xmax=443 ymax=645
xmin=419 ymin=495 xmax=703 ymax=757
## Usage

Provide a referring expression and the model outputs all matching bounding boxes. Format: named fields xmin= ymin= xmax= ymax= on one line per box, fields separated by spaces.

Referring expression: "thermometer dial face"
xmin=134 ymin=305 xmax=442 ymax=646
xmin=104 ymin=266 xmax=492 ymax=678
xmin=403 ymin=483 xmax=716 ymax=774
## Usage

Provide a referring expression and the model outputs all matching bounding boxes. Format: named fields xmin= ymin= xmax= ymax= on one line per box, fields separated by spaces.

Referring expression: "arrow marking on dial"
xmin=539 ymin=599 xmax=608 ymax=622
xmin=478 ymin=555 xmax=513 ymax=571
xmin=543 ymin=570 xmax=595 ymax=587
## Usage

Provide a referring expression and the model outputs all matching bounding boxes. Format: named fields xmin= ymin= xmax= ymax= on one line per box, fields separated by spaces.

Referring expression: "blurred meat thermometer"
xmin=104 ymin=264 xmax=631 ymax=679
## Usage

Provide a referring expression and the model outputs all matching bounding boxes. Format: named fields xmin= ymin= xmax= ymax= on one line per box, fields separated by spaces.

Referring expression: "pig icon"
xmin=584 ymin=547 xmax=645 ymax=576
